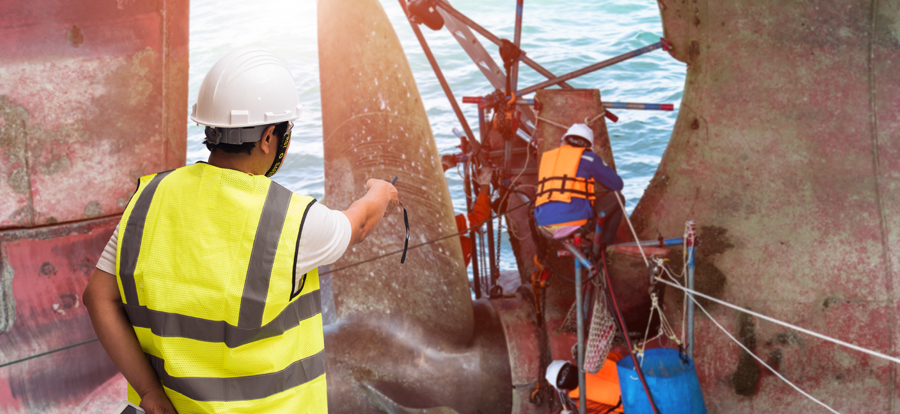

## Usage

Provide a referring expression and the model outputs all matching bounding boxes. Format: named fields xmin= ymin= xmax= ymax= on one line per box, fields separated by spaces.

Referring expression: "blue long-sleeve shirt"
xmin=534 ymin=149 xmax=623 ymax=226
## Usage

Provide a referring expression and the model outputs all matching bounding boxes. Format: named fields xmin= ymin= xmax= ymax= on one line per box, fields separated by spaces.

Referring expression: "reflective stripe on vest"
xmin=535 ymin=145 xmax=596 ymax=207
xmin=116 ymin=163 xmax=327 ymax=412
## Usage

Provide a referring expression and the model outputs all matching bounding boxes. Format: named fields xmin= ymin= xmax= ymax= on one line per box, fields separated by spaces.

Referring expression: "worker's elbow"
xmin=350 ymin=223 xmax=370 ymax=246
xmin=82 ymin=284 xmax=96 ymax=310
xmin=611 ymin=176 xmax=624 ymax=192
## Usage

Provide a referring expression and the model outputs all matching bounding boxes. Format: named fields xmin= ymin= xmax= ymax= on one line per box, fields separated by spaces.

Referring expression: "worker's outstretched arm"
xmin=83 ymin=269 xmax=176 ymax=414
xmin=341 ymin=178 xmax=399 ymax=245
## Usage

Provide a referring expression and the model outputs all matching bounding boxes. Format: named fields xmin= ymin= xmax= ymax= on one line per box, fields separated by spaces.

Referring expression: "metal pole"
xmin=503 ymin=139 xmax=512 ymax=176
xmin=486 ymin=213 xmax=498 ymax=288
xmin=506 ymin=0 xmax=524 ymax=174
xmin=612 ymin=237 xmax=684 ymax=247
xmin=510 ymin=0 xmax=524 ymax=92
xmin=403 ymin=4 xmax=485 ymax=161
xmin=463 ymin=151 xmax=481 ymax=299
xmin=433 ymin=0 xmax=574 ymax=90
xmin=464 ymin=98 xmax=675 ymax=112
xmin=478 ymin=107 xmax=486 ymax=142
xmin=574 ymin=257 xmax=586 ymax=414
xmin=686 ymin=220 xmax=697 ymax=359
xmin=602 ymin=102 xmax=675 ymax=111
xmin=565 ymin=243 xmax=594 ymax=272
xmin=516 ymin=41 xmax=664 ymax=96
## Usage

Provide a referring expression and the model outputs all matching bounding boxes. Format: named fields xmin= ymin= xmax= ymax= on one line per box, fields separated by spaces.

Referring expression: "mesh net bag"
xmin=555 ymin=301 xmax=579 ymax=335
xmin=584 ymin=288 xmax=616 ymax=374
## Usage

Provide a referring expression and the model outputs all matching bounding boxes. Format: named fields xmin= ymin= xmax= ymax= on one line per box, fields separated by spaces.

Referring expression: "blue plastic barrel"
xmin=616 ymin=348 xmax=708 ymax=414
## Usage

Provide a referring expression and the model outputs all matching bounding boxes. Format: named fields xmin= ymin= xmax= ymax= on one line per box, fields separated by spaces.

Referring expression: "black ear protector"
xmin=265 ymin=122 xmax=292 ymax=177
xmin=392 ymin=177 xmax=409 ymax=264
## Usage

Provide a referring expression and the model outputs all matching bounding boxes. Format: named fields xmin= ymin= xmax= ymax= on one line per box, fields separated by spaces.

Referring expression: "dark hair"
xmin=272 ymin=121 xmax=289 ymax=142
xmin=204 ymin=122 xmax=290 ymax=155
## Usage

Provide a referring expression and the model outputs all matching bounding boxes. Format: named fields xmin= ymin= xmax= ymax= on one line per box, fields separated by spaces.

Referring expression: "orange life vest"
xmin=535 ymin=145 xmax=596 ymax=207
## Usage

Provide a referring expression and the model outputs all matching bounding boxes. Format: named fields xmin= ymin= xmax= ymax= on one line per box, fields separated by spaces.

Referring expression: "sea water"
xmin=187 ymin=0 xmax=685 ymax=272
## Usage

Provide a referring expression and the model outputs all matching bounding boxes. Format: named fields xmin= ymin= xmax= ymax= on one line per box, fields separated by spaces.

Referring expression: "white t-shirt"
xmin=95 ymin=203 xmax=352 ymax=288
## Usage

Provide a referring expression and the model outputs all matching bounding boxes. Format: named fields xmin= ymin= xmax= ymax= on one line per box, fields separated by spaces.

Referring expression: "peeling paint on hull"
xmin=0 ymin=0 xmax=189 ymax=411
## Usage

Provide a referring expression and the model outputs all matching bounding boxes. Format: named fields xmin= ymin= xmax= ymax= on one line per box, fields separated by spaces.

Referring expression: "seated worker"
xmin=534 ymin=124 xmax=624 ymax=246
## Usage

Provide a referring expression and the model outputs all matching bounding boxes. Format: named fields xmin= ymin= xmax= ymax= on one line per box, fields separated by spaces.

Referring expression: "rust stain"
xmin=53 ymin=293 xmax=79 ymax=315
xmin=83 ymin=200 xmax=104 ymax=219
xmin=36 ymin=155 xmax=70 ymax=175
xmin=0 ymin=256 xmax=15 ymax=333
xmin=688 ymin=40 xmax=701 ymax=65
xmin=690 ymin=225 xmax=733 ymax=308
xmin=8 ymin=167 xmax=29 ymax=194
xmin=66 ymin=25 xmax=84 ymax=48
xmin=0 ymin=97 xmax=31 ymax=218
xmin=731 ymin=312 xmax=760 ymax=396
xmin=127 ymin=48 xmax=155 ymax=107
xmin=0 ymin=46 xmax=175 ymax=228
xmin=39 ymin=262 xmax=56 ymax=277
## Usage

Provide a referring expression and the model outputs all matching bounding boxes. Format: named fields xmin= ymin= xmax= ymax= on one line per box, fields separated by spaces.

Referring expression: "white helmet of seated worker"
xmin=191 ymin=47 xmax=303 ymax=144
xmin=545 ymin=360 xmax=579 ymax=391
xmin=561 ymin=123 xmax=594 ymax=148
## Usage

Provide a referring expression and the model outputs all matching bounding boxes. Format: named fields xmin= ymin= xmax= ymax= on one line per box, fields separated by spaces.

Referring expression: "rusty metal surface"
xmin=605 ymin=245 xmax=669 ymax=338
xmin=324 ymin=299 xmax=513 ymax=413
xmin=0 ymin=0 xmax=188 ymax=411
xmin=317 ymin=1 xmax=560 ymax=411
xmin=0 ymin=0 xmax=188 ymax=228
xmin=0 ymin=218 xmax=119 ymax=413
xmin=633 ymin=0 xmax=900 ymax=412
xmin=489 ymin=290 xmax=552 ymax=414
xmin=318 ymin=0 xmax=472 ymax=346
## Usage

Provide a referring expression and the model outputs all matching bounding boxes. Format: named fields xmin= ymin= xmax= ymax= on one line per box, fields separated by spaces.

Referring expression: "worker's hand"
xmin=366 ymin=178 xmax=400 ymax=216
xmin=139 ymin=388 xmax=177 ymax=414
xmin=474 ymin=167 xmax=492 ymax=186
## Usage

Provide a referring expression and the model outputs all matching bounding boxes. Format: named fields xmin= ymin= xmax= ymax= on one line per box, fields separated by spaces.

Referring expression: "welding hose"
xmin=601 ymin=249 xmax=661 ymax=414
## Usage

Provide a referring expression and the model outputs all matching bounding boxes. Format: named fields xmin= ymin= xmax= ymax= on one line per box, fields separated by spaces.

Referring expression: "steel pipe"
xmin=510 ymin=0 xmax=524 ymax=92
xmin=434 ymin=0 xmax=575 ymax=90
xmin=612 ymin=237 xmax=683 ymax=247
xmin=404 ymin=3 xmax=484 ymax=162
xmin=516 ymin=42 xmax=665 ymax=96
xmin=685 ymin=220 xmax=696 ymax=359
xmin=574 ymin=257 xmax=587 ymax=414
xmin=464 ymin=97 xmax=673 ymax=114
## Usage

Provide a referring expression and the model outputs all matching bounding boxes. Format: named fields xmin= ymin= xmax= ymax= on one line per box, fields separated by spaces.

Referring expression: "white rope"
xmin=612 ymin=198 xmax=857 ymax=413
xmin=614 ymin=191 xmax=649 ymax=267
xmin=531 ymin=108 xmax=605 ymax=132
xmin=635 ymin=292 xmax=681 ymax=358
xmin=656 ymin=265 xmax=842 ymax=414
xmin=536 ymin=116 xmax=568 ymax=130
xmin=654 ymin=273 xmax=900 ymax=366
xmin=584 ymin=110 xmax=606 ymax=125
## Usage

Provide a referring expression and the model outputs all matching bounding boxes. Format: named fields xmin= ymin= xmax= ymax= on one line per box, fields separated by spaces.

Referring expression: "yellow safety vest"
xmin=115 ymin=162 xmax=326 ymax=413
xmin=535 ymin=145 xmax=596 ymax=207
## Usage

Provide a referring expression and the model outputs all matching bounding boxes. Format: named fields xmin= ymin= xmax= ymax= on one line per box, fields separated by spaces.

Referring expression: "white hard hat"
xmin=561 ymin=123 xmax=594 ymax=147
xmin=191 ymin=48 xmax=302 ymax=136
xmin=545 ymin=360 xmax=578 ymax=391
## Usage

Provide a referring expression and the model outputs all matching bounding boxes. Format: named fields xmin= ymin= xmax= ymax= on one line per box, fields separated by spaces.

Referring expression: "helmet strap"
xmin=265 ymin=128 xmax=291 ymax=177
xmin=206 ymin=125 xmax=268 ymax=145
